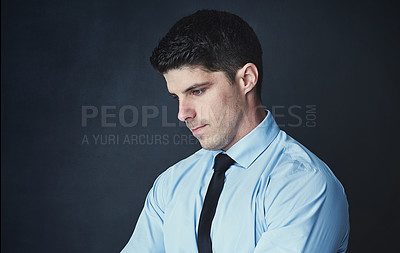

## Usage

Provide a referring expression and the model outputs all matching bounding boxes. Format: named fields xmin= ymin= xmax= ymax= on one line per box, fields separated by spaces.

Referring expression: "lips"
xmin=191 ymin=125 xmax=207 ymax=134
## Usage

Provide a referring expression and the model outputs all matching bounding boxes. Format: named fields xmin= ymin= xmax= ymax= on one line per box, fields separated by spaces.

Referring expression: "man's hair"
xmin=150 ymin=9 xmax=263 ymax=98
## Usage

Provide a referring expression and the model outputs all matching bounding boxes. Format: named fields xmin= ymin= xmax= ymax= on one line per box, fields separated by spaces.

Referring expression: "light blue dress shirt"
xmin=121 ymin=110 xmax=350 ymax=253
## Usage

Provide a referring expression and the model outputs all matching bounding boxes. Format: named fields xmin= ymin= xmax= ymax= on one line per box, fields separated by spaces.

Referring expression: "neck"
xmin=243 ymin=102 xmax=267 ymax=132
xmin=222 ymin=102 xmax=266 ymax=151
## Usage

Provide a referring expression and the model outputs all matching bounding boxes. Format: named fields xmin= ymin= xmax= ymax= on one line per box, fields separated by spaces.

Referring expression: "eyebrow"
xmin=169 ymin=82 xmax=212 ymax=96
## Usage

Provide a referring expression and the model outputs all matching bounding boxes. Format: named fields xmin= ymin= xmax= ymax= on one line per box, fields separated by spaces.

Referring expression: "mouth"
xmin=191 ymin=125 xmax=207 ymax=134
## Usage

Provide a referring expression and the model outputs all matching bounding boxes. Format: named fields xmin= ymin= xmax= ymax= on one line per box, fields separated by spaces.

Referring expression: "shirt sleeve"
xmin=254 ymin=162 xmax=350 ymax=253
xmin=120 ymin=173 xmax=167 ymax=253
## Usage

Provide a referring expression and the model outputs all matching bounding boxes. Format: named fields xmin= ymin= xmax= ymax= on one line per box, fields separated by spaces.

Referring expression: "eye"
xmin=170 ymin=94 xmax=179 ymax=101
xmin=192 ymin=89 xmax=204 ymax=96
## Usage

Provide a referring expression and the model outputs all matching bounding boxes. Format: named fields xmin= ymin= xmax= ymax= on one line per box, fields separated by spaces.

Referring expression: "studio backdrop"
xmin=2 ymin=0 xmax=398 ymax=252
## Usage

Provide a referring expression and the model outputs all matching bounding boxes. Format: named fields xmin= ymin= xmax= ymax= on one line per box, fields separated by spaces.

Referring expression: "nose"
xmin=177 ymin=98 xmax=196 ymax=122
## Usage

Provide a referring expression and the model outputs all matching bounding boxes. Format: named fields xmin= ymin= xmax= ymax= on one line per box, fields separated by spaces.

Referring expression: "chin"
xmin=201 ymin=145 xmax=221 ymax=151
xmin=198 ymin=140 xmax=218 ymax=151
xmin=199 ymin=138 xmax=229 ymax=151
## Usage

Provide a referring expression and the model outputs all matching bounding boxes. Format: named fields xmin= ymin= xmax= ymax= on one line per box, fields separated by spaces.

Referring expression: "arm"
xmin=120 ymin=174 xmax=166 ymax=253
xmin=254 ymin=164 xmax=349 ymax=253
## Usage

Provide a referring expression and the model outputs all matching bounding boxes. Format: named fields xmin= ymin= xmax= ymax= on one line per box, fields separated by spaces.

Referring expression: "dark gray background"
xmin=2 ymin=0 xmax=398 ymax=252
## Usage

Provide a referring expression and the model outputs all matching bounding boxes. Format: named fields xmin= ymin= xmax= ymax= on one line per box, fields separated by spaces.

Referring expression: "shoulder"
xmin=260 ymin=132 xmax=349 ymax=251
xmin=270 ymin=131 xmax=343 ymax=184
xmin=146 ymin=149 xmax=208 ymax=207
xmin=152 ymin=148 xmax=209 ymax=189
xmin=265 ymin=131 xmax=347 ymax=206
xmin=261 ymin=131 xmax=349 ymax=231
xmin=165 ymin=148 xmax=208 ymax=175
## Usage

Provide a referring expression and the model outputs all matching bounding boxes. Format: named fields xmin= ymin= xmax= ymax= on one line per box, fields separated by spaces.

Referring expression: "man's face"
xmin=164 ymin=67 xmax=246 ymax=151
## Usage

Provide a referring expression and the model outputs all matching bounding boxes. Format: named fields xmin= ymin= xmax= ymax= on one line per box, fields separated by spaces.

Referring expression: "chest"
xmin=163 ymin=167 xmax=269 ymax=252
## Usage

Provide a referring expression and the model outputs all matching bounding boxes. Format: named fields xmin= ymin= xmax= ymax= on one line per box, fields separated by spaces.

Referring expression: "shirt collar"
xmin=223 ymin=109 xmax=280 ymax=169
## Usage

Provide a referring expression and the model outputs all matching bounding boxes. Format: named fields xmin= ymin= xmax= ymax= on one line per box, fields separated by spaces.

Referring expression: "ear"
xmin=236 ymin=63 xmax=258 ymax=95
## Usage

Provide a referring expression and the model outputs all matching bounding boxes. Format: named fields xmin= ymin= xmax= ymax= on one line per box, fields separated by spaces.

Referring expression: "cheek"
xmin=221 ymin=90 xmax=242 ymax=112
xmin=197 ymin=93 xmax=224 ymax=115
xmin=199 ymin=86 xmax=241 ymax=118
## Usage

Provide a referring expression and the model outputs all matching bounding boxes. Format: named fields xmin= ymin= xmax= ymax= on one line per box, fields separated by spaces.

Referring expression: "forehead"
xmin=164 ymin=67 xmax=228 ymax=93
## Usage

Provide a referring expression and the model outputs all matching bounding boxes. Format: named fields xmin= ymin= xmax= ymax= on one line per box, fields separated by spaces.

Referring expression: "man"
xmin=121 ymin=10 xmax=349 ymax=253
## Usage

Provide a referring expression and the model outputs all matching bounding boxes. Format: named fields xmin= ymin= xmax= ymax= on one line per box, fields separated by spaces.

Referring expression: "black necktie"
xmin=197 ymin=153 xmax=235 ymax=253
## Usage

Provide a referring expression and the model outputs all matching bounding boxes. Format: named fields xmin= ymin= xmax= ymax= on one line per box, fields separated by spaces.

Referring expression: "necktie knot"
xmin=213 ymin=153 xmax=235 ymax=173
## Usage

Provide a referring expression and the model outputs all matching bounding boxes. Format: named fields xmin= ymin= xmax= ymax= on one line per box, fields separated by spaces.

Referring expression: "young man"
xmin=121 ymin=10 xmax=349 ymax=253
